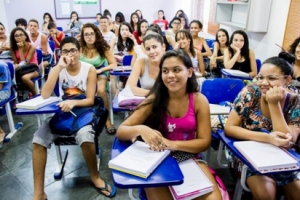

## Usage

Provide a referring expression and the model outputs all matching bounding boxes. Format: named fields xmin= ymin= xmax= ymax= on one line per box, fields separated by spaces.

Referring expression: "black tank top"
xmin=231 ymin=56 xmax=251 ymax=73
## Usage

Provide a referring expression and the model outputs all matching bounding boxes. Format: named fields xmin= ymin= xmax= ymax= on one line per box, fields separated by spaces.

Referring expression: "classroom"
xmin=0 ymin=0 xmax=300 ymax=199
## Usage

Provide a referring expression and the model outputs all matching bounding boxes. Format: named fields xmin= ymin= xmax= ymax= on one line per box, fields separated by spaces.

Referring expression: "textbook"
xmin=108 ymin=141 xmax=170 ymax=178
xmin=234 ymin=141 xmax=299 ymax=173
xmin=222 ymin=69 xmax=250 ymax=77
xmin=169 ymin=159 xmax=213 ymax=200
xmin=113 ymin=66 xmax=132 ymax=71
xmin=16 ymin=96 xmax=60 ymax=110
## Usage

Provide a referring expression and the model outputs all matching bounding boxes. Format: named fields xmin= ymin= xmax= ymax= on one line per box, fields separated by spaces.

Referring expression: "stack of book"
xmin=222 ymin=69 xmax=250 ymax=77
xmin=16 ymin=96 xmax=60 ymax=110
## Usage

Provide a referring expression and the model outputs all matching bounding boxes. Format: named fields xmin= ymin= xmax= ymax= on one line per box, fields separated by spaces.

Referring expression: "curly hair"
xmin=228 ymin=30 xmax=250 ymax=61
xmin=10 ymin=27 xmax=31 ymax=51
xmin=175 ymin=29 xmax=196 ymax=57
xmin=80 ymin=23 xmax=110 ymax=58
xmin=288 ymin=36 xmax=300 ymax=55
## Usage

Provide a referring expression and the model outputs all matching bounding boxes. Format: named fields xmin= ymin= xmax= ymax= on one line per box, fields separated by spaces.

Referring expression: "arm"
xmin=248 ymin=50 xmax=257 ymax=78
xmin=131 ymin=51 xmax=137 ymax=67
xmin=224 ymin=47 xmax=239 ymax=69
xmin=97 ymin=50 xmax=117 ymax=74
xmin=166 ymin=35 xmax=177 ymax=49
xmin=126 ymin=57 xmax=150 ymax=96
xmin=25 ymin=44 xmax=36 ymax=64
xmin=110 ymin=37 xmax=117 ymax=54
xmin=41 ymin=34 xmax=48 ymax=55
xmin=10 ymin=49 xmax=18 ymax=64
xmin=165 ymin=93 xmax=212 ymax=153
xmin=201 ymin=38 xmax=212 ymax=57
xmin=196 ymin=50 xmax=206 ymax=76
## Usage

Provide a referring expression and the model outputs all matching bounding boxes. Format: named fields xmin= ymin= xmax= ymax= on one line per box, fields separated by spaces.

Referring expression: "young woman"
xmin=117 ymin=49 xmax=222 ymax=200
xmin=114 ymin=12 xmax=125 ymax=26
xmin=42 ymin=13 xmax=55 ymax=34
xmin=176 ymin=29 xmax=205 ymax=76
xmin=210 ymin=29 xmax=229 ymax=77
xmin=178 ymin=14 xmax=189 ymax=30
xmin=48 ymin=22 xmax=65 ymax=49
xmin=0 ymin=22 xmax=10 ymax=54
xmin=80 ymin=23 xmax=117 ymax=134
xmin=10 ymin=27 xmax=39 ymax=96
xmin=130 ymin=12 xmax=140 ymax=32
xmin=0 ymin=61 xmax=11 ymax=148
xmin=153 ymin=10 xmax=169 ymax=31
xmin=224 ymin=30 xmax=257 ymax=77
xmin=135 ymin=9 xmax=143 ymax=20
xmin=166 ymin=17 xmax=181 ymax=41
xmin=104 ymin=10 xmax=118 ymax=35
xmin=225 ymin=52 xmax=300 ymax=200
xmin=67 ymin=11 xmax=83 ymax=32
xmin=126 ymin=33 xmax=165 ymax=97
xmin=133 ymin=19 xmax=149 ymax=45
xmin=175 ymin=10 xmax=185 ymax=17
xmin=189 ymin=20 xmax=212 ymax=57
xmin=288 ymin=37 xmax=300 ymax=92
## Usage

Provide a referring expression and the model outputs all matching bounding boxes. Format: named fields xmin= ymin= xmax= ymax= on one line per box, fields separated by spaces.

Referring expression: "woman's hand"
xmin=269 ymin=131 xmax=292 ymax=148
xmin=266 ymin=86 xmax=285 ymax=104
xmin=230 ymin=44 xmax=240 ymax=54
xmin=17 ymin=42 xmax=24 ymax=48
xmin=14 ymin=64 xmax=20 ymax=70
xmin=162 ymin=137 xmax=177 ymax=151
xmin=210 ymin=57 xmax=217 ymax=69
xmin=57 ymin=100 xmax=76 ymax=112
xmin=140 ymin=127 xmax=165 ymax=151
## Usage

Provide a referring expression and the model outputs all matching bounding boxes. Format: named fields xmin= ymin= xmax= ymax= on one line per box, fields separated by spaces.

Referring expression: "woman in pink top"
xmin=153 ymin=10 xmax=169 ymax=31
xmin=117 ymin=49 xmax=222 ymax=200
xmin=10 ymin=27 xmax=39 ymax=96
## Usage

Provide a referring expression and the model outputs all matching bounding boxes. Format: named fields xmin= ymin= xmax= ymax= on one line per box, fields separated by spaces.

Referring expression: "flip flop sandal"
xmin=106 ymin=126 xmax=116 ymax=135
xmin=95 ymin=181 xmax=117 ymax=198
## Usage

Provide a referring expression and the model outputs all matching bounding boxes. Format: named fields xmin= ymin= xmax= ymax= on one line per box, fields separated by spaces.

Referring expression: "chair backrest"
xmin=57 ymin=27 xmax=63 ymax=31
xmin=36 ymin=49 xmax=43 ymax=65
xmin=7 ymin=62 xmax=15 ymax=80
xmin=122 ymin=55 xmax=133 ymax=66
xmin=205 ymin=39 xmax=215 ymax=49
xmin=201 ymin=78 xmax=244 ymax=104
xmin=256 ymin=59 xmax=262 ymax=73
xmin=48 ymin=40 xmax=55 ymax=52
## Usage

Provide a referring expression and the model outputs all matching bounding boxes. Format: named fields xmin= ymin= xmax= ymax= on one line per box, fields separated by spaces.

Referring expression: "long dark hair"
xmin=175 ymin=29 xmax=196 ymax=57
xmin=117 ymin=22 xmax=134 ymax=52
xmin=80 ymin=23 xmax=110 ymax=58
xmin=158 ymin=10 xmax=166 ymax=20
xmin=130 ymin=12 xmax=140 ymax=30
xmin=216 ymin=28 xmax=229 ymax=47
xmin=43 ymin=12 xmax=54 ymax=24
xmin=70 ymin=11 xmax=79 ymax=21
xmin=135 ymin=9 xmax=143 ymax=19
xmin=178 ymin=14 xmax=189 ymax=29
xmin=263 ymin=52 xmax=294 ymax=76
xmin=228 ymin=30 xmax=250 ymax=60
xmin=10 ymin=27 xmax=31 ymax=51
xmin=137 ymin=19 xmax=149 ymax=37
xmin=137 ymin=50 xmax=199 ymax=134
xmin=0 ymin=22 xmax=5 ymax=30
xmin=115 ymin=12 xmax=125 ymax=23
xmin=288 ymin=37 xmax=300 ymax=55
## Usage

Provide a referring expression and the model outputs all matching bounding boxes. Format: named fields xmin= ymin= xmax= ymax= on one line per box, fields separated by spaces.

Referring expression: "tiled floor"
xmin=0 ymin=111 xmax=244 ymax=200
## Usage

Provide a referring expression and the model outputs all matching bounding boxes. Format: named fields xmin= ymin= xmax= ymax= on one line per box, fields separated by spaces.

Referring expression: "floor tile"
xmin=0 ymin=173 xmax=29 ymax=200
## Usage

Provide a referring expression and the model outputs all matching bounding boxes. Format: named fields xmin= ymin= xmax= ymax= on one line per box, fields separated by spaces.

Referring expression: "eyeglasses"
xmin=173 ymin=22 xmax=181 ymax=25
xmin=61 ymin=48 xmax=78 ymax=56
xmin=14 ymin=34 xmax=25 ymax=38
xmin=254 ymin=75 xmax=288 ymax=82
xmin=83 ymin=32 xmax=95 ymax=37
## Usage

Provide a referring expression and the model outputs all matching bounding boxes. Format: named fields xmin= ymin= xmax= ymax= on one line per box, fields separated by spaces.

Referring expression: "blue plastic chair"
xmin=0 ymin=62 xmax=23 ymax=142
xmin=57 ymin=27 xmax=63 ymax=32
xmin=31 ymin=49 xmax=44 ymax=94
xmin=122 ymin=55 xmax=133 ymax=66
xmin=205 ymin=39 xmax=215 ymax=50
xmin=256 ymin=59 xmax=262 ymax=73
xmin=48 ymin=40 xmax=55 ymax=52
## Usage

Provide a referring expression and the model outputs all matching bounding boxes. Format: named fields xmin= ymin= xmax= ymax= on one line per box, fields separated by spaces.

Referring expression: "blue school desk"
xmin=111 ymin=137 xmax=184 ymax=199
xmin=221 ymin=69 xmax=253 ymax=81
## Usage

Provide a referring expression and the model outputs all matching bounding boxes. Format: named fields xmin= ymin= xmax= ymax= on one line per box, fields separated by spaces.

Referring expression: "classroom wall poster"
xmin=74 ymin=0 xmax=97 ymax=4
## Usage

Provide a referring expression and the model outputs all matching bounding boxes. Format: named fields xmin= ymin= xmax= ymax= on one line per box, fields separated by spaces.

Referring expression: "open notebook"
xmin=108 ymin=141 xmax=170 ymax=178
xmin=222 ymin=69 xmax=250 ymax=77
xmin=234 ymin=141 xmax=299 ymax=173
xmin=169 ymin=159 xmax=213 ymax=200
xmin=16 ymin=96 xmax=60 ymax=110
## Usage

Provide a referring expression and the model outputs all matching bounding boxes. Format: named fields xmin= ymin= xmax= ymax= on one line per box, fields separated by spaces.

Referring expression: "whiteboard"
xmin=54 ymin=0 xmax=101 ymax=19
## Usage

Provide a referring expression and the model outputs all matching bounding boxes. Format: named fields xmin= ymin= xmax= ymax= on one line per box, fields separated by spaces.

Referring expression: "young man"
xmin=94 ymin=13 xmax=102 ymax=27
xmin=100 ymin=16 xmax=116 ymax=47
xmin=15 ymin=18 xmax=27 ymax=30
xmin=28 ymin=19 xmax=53 ymax=68
xmin=48 ymin=22 xmax=65 ymax=48
xmin=32 ymin=37 xmax=116 ymax=200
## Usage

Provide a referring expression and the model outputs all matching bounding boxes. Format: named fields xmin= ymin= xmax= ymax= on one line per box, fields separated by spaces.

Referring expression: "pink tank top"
xmin=15 ymin=44 xmax=38 ymax=65
xmin=164 ymin=93 xmax=197 ymax=141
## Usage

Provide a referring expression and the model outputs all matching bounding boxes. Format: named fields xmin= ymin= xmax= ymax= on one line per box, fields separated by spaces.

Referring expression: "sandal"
xmin=105 ymin=125 xmax=116 ymax=135
xmin=0 ymin=127 xmax=5 ymax=149
xmin=95 ymin=181 xmax=116 ymax=198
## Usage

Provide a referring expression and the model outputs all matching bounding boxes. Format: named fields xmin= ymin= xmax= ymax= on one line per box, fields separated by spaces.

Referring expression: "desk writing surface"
xmin=221 ymin=69 xmax=253 ymax=81
xmin=209 ymin=104 xmax=230 ymax=115
xmin=111 ymin=138 xmax=184 ymax=188
xmin=16 ymin=101 xmax=60 ymax=115
xmin=110 ymin=69 xmax=131 ymax=76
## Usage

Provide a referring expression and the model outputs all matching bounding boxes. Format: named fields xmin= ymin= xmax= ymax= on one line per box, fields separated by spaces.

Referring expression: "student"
xmin=135 ymin=9 xmax=143 ymax=20
xmin=42 ymin=13 xmax=55 ymax=34
xmin=178 ymin=14 xmax=189 ymax=30
xmin=111 ymin=22 xmax=134 ymax=65
xmin=28 ymin=19 xmax=53 ymax=68
xmin=225 ymin=52 xmax=300 ymax=200
xmin=176 ymin=29 xmax=205 ymax=76
xmin=79 ymin=23 xmax=117 ymax=134
xmin=126 ymin=33 xmax=165 ymax=97
xmin=117 ymin=49 xmax=222 ymax=200
xmin=15 ymin=18 xmax=27 ymax=30
xmin=67 ymin=11 xmax=83 ymax=32
xmin=189 ymin=20 xmax=212 ymax=57
xmin=48 ymin=22 xmax=65 ymax=49
xmin=133 ymin=19 xmax=148 ymax=45
xmin=0 ymin=61 xmax=11 ymax=148
xmin=10 ymin=27 xmax=39 ymax=96
xmin=288 ymin=36 xmax=300 ymax=92
xmin=100 ymin=16 xmax=116 ymax=47
xmin=94 ymin=13 xmax=102 ymax=26
xmin=114 ymin=12 xmax=125 ymax=27
xmin=31 ymin=37 xmax=116 ymax=200
xmin=103 ymin=10 xmax=118 ymax=35
xmin=153 ymin=10 xmax=169 ymax=31
xmin=210 ymin=28 xmax=229 ymax=77
xmin=175 ymin=9 xmax=185 ymax=17
xmin=166 ymin=17 xmax=181 ymax=41
xmin=0 ymin=22 xmax=10 ymax=54
xmin=224 ymin=30 xmax=257 ymax=77
xmin=130 ymin=12 xmax=140 ymax=32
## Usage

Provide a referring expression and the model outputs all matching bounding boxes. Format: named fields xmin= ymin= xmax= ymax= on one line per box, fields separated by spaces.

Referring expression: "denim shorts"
xmin=0 ymin=90 xmax=11 ymax=102
xmin=32 ymin=118 xmax=95 ymax=148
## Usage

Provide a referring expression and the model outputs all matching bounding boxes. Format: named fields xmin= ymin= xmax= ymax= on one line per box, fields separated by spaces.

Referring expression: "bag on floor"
xmin=208 ymin=167 xmax=230 ymax=200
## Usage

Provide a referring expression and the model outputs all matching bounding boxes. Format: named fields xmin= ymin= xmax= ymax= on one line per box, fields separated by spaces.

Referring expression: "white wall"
xmin=0 ymin=0 xmax=8 ymax=32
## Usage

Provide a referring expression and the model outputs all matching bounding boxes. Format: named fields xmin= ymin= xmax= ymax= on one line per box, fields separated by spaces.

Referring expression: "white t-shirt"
xmin=101 ymin=31 xmax=115 ymax=45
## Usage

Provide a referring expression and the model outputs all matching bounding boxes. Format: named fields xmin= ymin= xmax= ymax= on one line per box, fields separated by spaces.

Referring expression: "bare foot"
xmin=32 ymin=192 xmax=47 ymax=200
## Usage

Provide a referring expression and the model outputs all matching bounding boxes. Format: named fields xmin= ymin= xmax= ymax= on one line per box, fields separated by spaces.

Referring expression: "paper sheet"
xmin=73 ymin=3 xmax=82 ymax=14
xmin=61 ymin=3 xmax=70 ymax=15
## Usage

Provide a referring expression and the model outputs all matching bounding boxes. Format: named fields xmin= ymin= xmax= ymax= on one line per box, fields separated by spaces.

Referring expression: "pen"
xmin=70 ymin=110 xmax=77 ymax=117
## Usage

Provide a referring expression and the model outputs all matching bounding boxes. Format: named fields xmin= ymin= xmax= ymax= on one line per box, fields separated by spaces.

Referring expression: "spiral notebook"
xmin=234 ymin=141 xmax=299 ymax=173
